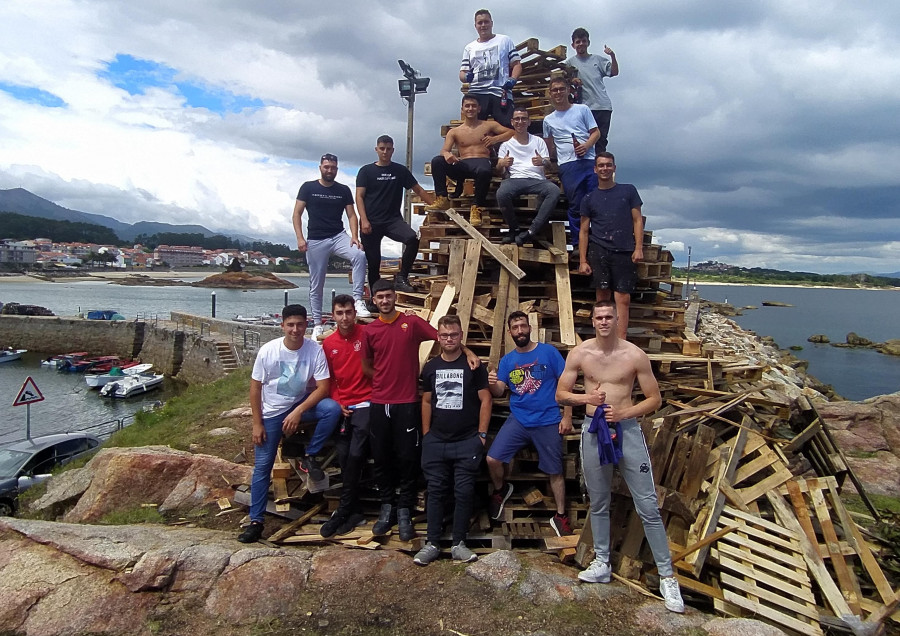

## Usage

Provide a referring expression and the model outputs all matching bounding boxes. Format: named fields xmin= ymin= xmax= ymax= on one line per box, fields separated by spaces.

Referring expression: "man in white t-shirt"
xmin=238 ymin=304 xmax=341 ymax=543
xmin=459 ymin=9 xmax=521 ymax=128
xmin=496 ymin=107 xmax=561 ymax=246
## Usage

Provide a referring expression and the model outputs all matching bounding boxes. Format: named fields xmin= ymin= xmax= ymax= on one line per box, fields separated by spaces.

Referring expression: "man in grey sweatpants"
xmin=556 ymin=300 xmax=685 ymax=613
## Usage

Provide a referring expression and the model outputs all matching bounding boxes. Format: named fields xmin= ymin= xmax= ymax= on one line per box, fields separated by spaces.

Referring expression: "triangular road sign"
xmin=13 ymin=376 xmax=45 ymax=406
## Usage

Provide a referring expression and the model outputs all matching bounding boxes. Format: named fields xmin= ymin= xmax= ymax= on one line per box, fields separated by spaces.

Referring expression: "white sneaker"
xmin=311 ymin=324 xmax=324 ymax=340
xmin=354 ymin=298 xmax=371 ymax=317
xmin=578 ymin=558 xmax=611 ymax=583
xmin=659 ymin=576 xmax=685 ymax=613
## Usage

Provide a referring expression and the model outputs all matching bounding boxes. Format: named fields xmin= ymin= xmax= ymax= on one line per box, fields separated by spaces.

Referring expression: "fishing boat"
xmin=41 ymin=352 xmax=89 ymax=368
xmin=0 ymin=348 xmax=26 ymax=363
xmin=84 ymin=363 xmax=152 ymax=389
xmin=99 ymin=372 xmax=164 ymax=398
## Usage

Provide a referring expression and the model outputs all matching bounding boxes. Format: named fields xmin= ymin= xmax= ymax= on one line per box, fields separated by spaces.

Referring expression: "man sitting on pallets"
xmin=556 ymin=300 xmax=684 ymax=613
xmin=486 ymin=311 xmax=574 ymax=536
xmin=496 ymin=106 xmax=561 ymax=246
xmin=426 ymin=93 xmax=513 ymax=227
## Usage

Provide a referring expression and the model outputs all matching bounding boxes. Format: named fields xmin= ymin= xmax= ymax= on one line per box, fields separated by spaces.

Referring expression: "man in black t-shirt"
xmin=293 ymin=153 xmax=370 ymax=339
xmin=414 ymin=315 xmax=491 ymax=566
xmin=356 ymin=135 xmax=436 ymax=294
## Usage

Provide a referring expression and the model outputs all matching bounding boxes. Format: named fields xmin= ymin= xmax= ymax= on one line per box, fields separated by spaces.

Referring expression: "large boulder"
xmin=814 ymin=391 xmax=900 ymax=497
xmin=59 ymin=446 xmax=251 ymax=522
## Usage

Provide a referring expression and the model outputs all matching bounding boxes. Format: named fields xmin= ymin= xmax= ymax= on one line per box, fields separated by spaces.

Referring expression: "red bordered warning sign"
xmin=13 ymin=376 xmax=45 ymax=407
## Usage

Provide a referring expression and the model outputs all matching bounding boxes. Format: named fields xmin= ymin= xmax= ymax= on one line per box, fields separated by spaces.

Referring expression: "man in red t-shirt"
xmin=362 ymin=279 xmax=480 ymax=540
xmin=320 ymin=294 xmax=372 ymax=537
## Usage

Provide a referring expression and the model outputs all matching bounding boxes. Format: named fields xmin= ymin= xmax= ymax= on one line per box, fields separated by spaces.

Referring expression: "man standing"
xmin=496 ymin=106 xmax=561 ymax=246
xmin=543 ymin=77 xmax=600 ymax=244
xmin=566 ymin=28 xmax=619 ymax=154
xmin=319 ymin=294 xmax=371 ymax=537
xmin=459 ymin=9 xmax=522 ymax=128
xmin=356 ymin=135 xmax=436 ymax=294
xmin=238 ymin=304 xmax=341 ymax=543
xmin=292 ymin=153 xmax=370 ymax=340
xmin=486 ymin=311 xmax=573 ymax=536
xmin=362 ymin=279 xmax=480 ymax=541
xmin=579 ymin=153 xmax=643 ymax=338
xmin=414 ymin=315 xmax=492 ymax=565
xmin=556 ymin=301 xmax=684 ymax=614
xmin=427 ymin=94 xmax=513 ymax=226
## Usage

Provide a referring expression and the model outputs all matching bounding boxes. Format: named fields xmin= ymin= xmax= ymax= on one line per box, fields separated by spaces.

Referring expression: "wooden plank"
xmin=716 ymin=556 xmax=818 ymax=609
xmin=446 ymin=239 xmax=466 ymax=289
xmin=668 ymin=525 xmax=737 ymax=566
xmin=807 ymin=478 xmax=862 ymax=613
xmin=766 ymin=488 xmax=857 ymax=624
xmin=444 ymin=207 xmax=525 ymax=279
xmin=455 ymin=239 xmax=481 ymax=344
xmin=488 ymin=246 xmax=512 ymax=370
xmin=268 ymin=502 xmax=327 ymax=543
xmin=713 ymin=543 xmax=810 ymax=586
xmin=721 ymin=585 xmax=823 ymax=636
xmin=551 ymin=222 xmax=576 ymax=346
xmin=418 ymin=283 xmax=456 ymax=369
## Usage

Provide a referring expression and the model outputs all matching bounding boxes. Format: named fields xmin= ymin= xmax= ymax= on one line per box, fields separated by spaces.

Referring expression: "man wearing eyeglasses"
xmin=292 ymin=153 xmax=370 ymax=340
xmin=496 ymin=107 xmax=561 ymax=246
xmin=414 ymin=315 xmax=491 ymax=565
xmin=542 ymin=77 xmax=600 ymax=246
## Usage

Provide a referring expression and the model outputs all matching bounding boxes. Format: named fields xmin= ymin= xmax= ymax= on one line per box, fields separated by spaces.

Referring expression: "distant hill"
xmin=0 ymin=188 xmax=256 ymax=243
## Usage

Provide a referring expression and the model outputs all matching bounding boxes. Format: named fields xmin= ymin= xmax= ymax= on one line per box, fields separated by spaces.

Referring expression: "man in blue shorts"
xmin=486 ymin=311 xmax=573 ymax=535
xmin=578 ymin=152 xmax=644 ymax=338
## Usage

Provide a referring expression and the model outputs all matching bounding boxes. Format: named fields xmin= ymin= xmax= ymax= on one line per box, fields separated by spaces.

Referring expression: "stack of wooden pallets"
xmin=248 ymin=37 xmax=897 ymax=633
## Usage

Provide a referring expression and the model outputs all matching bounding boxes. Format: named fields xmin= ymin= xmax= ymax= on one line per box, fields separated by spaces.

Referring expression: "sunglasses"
xmin=321 ymin=153 xmax=338 ymax=163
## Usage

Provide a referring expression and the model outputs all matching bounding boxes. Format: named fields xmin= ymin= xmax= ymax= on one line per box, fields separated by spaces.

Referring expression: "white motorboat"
xmin=0 ymin=348 xmax=26 ymax=363
xmin=99 ymin=373 xmax=164 ymax=398
xmin=85 ymin=363 xmax=154 ymax=389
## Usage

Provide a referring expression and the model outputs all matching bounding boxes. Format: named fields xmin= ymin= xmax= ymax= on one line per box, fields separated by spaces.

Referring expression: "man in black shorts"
xmin=356 ymin=135 xmax=436 ymax=294
xmin=578 ymin=152 xmax=644 ymax=338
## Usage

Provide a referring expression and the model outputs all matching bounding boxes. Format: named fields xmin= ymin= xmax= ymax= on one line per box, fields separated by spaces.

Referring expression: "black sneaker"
xmin=550 ymin=513 xmax=573 ymax=537
xmin=300 ymin=455 xmax=325 ymax=482
xmin=488 ymin=482 xmax=514 ymax=520
xmin=336 ymin=512 xmax=366 ymax=536
xmin=397 ymin=507 xmax=416 ymax=541
xmin=515 ymin=231 xmax=533 ymax=247
xmin=500 ymin=233 xmax=517 ymax=245
xmin=372 ymin=503 xmax=395 ymax=535
xmin=393 ymin=275 xmax=415 ymax=293
xmin=320 ymin=511 xmax=346 ymax=538
xmin=237 ymin=521 xmax=264 ymax=543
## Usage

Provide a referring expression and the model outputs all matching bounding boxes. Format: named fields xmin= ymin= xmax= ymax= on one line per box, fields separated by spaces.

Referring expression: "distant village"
xmin=0 ymin=237 xmax=291 ymax=269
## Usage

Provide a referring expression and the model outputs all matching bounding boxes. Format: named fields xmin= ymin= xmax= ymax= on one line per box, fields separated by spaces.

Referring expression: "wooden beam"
xmin=551 ymin=222 xmax=576 ymax=346
xmin=456 ymin=239 xmax=481 ymax=344
xmin=444 ymin=207 xmax=526 ymax=279
xmin=419 ymin=283 xmax=456 ymax=369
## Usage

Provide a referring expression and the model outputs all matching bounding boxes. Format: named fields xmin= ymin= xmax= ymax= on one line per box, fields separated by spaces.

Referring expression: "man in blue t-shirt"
xmin=486 ymin=311 xmax=574 ymax=536
xmin=578 ymin=152 xmax=644 ymax=338
xmin=292 ymin=153 xmax=370 ymax=339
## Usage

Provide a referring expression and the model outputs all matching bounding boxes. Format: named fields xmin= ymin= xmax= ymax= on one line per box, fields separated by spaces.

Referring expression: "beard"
xmin=512 ymin=333 xmax=530 ymax=348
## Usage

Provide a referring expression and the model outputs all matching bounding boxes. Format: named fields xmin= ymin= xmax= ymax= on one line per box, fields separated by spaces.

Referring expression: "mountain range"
xmin=0 ymin=188 xmax=259 ymax=244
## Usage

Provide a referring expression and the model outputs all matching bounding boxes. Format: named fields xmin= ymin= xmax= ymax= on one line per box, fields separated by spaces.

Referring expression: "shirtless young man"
xmin=556 ymin=301 xmax=685 ymax=613
xmin=426 ymin=93 xmax=513 ymax=226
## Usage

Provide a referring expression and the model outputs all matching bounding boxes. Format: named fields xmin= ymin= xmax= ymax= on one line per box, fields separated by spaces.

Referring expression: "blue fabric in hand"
xmin=503 ymin=78 xmax=517 ymax=90
xmin=587 ymin=405 xmax=623 ymax=466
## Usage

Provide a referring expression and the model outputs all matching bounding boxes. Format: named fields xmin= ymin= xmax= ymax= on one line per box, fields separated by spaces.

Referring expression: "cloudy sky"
xmin=1 ymin=1 xmax=899 ymax=274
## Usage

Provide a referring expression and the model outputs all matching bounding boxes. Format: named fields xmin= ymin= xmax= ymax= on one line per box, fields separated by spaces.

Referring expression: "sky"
xmin=1 ymin=1 xmax=899 ymax=274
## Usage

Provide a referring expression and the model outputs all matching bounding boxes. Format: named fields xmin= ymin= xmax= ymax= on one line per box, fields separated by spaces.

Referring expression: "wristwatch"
xmin=478 ymin=432 xmax=487 ymax=439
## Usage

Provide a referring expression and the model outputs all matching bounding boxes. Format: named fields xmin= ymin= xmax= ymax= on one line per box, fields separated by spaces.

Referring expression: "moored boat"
xmin=85 ymin=363 xmax=153 ymax=389
xmin=0 ymin=348 xmax=27 ymax=363
xmin=99 ymin=373 xmax=164 ymax=398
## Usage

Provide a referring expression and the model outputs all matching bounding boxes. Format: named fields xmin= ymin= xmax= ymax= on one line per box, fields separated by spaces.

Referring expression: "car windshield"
xmin=0 ymin=449 xmax=31 ymax=479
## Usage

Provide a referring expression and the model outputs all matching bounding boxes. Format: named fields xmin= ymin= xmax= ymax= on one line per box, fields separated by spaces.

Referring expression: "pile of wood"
xmin=241 ymin=37 xmax=897 ymax=634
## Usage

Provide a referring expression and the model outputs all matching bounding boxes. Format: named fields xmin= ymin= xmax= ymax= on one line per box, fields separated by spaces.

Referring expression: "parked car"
xmin=0 ymin=433 xmax=102 ymax=516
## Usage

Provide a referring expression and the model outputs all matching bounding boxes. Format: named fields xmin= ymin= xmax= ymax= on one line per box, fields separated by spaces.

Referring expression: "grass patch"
xmin=106 ymin=367 xmax=251 ymax=451
xmin=98 ymin=505 xmax=165 ymax=525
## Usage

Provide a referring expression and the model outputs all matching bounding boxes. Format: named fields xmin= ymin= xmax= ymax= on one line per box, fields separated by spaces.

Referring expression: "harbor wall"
xmin=0 ymin=315 xmax=247 ymax=385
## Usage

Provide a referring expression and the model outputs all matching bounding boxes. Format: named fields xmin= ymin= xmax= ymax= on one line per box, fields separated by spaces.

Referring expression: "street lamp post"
xmin=398 ymin=60 xmax=430 ymax=224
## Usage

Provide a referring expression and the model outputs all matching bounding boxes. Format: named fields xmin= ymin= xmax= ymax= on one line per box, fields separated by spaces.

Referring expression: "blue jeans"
xmin=558 ymin=159 xmax=598 ymax=245
xmin=249 ymin=396 xmax=341 ymax=522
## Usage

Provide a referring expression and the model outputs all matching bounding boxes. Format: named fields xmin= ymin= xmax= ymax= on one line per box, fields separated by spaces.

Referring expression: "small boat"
xmin=85 ymin=363 xmax=153 ymax=389
xmin=233 ymin=313 xmax=281 ymax=325
xmin=99 ymin=372 xmax=164 ymax=398
xmin=41 ymin=352 xmax=89 ymax=368
xmin=86 ymin=309 xmax=125 ymax=321
xmin=0 ymin=348 xmax=26 ymax=363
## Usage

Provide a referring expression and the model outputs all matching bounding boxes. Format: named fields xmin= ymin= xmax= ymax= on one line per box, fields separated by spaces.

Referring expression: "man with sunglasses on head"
xmin=356 ymin=135 xmax=436 ymax=294
xmin=543 ymin=77 xmax=600 ymax=246
xmin=496 ymin=107 xmax=561 ymax=246
xmin=459 ymin=8 xmax=521 ymax=128
xmin=292 ymin=153 xmax=370 ymax=341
